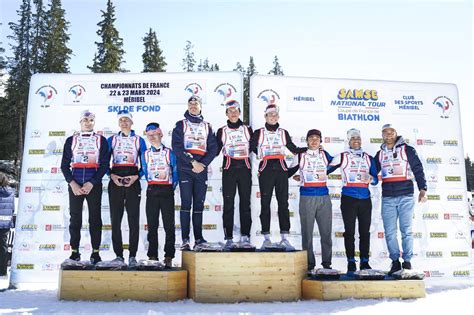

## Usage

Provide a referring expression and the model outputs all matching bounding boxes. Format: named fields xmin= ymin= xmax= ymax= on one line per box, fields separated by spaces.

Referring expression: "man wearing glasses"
xmin=107 ymin=110 xmax=146 ymax=268
xmin=61 ymin=110 xmax=110 ymax=264
xmin=216 ymin=100 xmax=253 ymax=249
xmin=142 ymin=122 xmax=178 ymax=268
xmin=172 ymin=96 xmax=218 ymax=250
xmin=250 ymin=104 xmax=306 ymax=250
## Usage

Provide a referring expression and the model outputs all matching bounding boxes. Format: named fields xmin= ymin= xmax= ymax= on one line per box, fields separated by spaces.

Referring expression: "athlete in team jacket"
xmin=216 ymin=100 xmax=253 ymax=248
xmin=249 ymin=104 xmax=306 ymax=250
xmin=61 ymin=110 xmax=110 ymax=264
xmin=172 ymin=95 xmax=218 ymax=250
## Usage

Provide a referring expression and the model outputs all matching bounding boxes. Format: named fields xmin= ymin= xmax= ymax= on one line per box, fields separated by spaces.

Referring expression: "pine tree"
xmin=243 ymin=56 xmax=257 ymax=124
xmin=142 ymin=28 xmax=166 ymax=72
xmin=268 ymin=55 xmax=284 ymax=75
xmin=30 ymin=0 xmax=47 ymax=73
xmin=181 ymin=40 xmax=195 ymax=72
xmin=88 ymin=0 xmax=126 ymax=73
xmin=42 ymin=0 xmax=72 ymax=73
xmin=6 ymin=0 xmax=34 ymax=161
xmin=233 ymin=62 xmax=245 ymax=74
xmin=210 ymin=63 xmax=219 ymax=71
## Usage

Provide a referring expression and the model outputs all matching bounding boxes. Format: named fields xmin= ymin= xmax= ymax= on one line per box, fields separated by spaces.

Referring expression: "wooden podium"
xmin=181 ymin=251 xmax=307 ymax=303
xmin=58 ymin=269 xmax=187 ymax=302
xmin=302 ymin=278 xmax=426 ymax=300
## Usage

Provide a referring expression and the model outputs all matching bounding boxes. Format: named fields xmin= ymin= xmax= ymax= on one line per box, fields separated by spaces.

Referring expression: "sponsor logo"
xmin=453 ymin=270 xmax=470 ymax=277
xmin=175 ymin=205 xmax=181 ymax=211
xmin=443 ymin=140 xmax=458 ymax=146
xmin=334 ymin=232 xmax=344 ymax=237
xmin=445 ymin=176 xmax=461 ymax=182
xmin=25 ymin=186 xmax=44 ymax=193
xmin=450 ymin=251 xmax=468 ymax=257
xmin=447 ymin=195 xmax=463 ymax=201
xmin=324 ymin=137 xmax=345 ymax=144
xmin=202 ymin=224 xmax=217 ymax=230
xmin=99 ymin=244 xmax=110 ymax=251
xmin=184 ymin=82 xmax=203 ymax=97
xmin=427 ymin=174 xmax=438 ymax=183
xmin=449 ymin=156 xmax=460 ymax=164
xmin=422 ymin=213 xmax=439 ymax=220
xmin=21 ymin=224 xmax=38 ymax=231
xmin=102 ymin=224 xmax=112 ymax=230
xmin=424 ymin=270 xmax=445 ymax=278
xmin=23 ymin=203 xmax=36 ymax=212
xmin=426 ymin=157 xmax=442 ymax=164
xmin=42 ymin=263 xmax=60 ymax=271
xmin=333 ymin=251 xmax=347 ymax=257
xmin=39 ymin=244 xmax=57 ymax=251
xmin=29 ymin=149 xmax=45 ymax=155
xmin=49 ymin=131 xmax=66 ymax=136
xmin=51 ymin=167 xmax=61 ymax=174
xmin=45 ymin=224 xmax=65 ymax=231
xmin=328 ymin=174 xmax=342 ymax=180
xmin=42 ymin=205 xmax=60 ymax=211
xmin=68 ymin=84 xmax=86 ymax=102
xmin=430 ymin=232 xmax=448 ymax=238
xmin=394 ymin=95 xmax=424 ymax=110
xmin=444 ymin=213 xmax=464 ymax=220
xmin=370 ymin=138 xmax=383 ymax=143
xmin=413 ymin=232 xmax=422 ymax=238
xmin=426 ymin=251 xmax=443 ymax=258
xmin=214 ymin=83 xmax=237 ymax=106
xmin=207 ymin=186 xmax=213 ymax=192
xmin=35 ymin=85 xmax=58 ymax=107
xmin=18 ymin=242 xmax=32 ymax=251
xmin=427 ymin=194 xmax=440 ymax=200
xmin=27 ymin=167 xmax=44 ymax=174
xmin=455 ymin=231 xmax=466 ymax=239
xmin=257 ymin=89 xmax=280 ymax=105
xmin=416 ymin=139 xmax=436 ymax=145
xmin=16 ymin=264 xmax=35 ymax=270
xmin=377 ymin=232 xmax=384 ymax=238
xmin=330 ymin=193 xmax=341 ymax=200
xmin=214 ymin=205 xmax=222 ymax=211
xmin=31 ymin=130 xmax=41 ymax=138
xmin=433 ymin=96 xmax=454 ymax=118
xmin=64 ymin=244 xmax=71 ymax=251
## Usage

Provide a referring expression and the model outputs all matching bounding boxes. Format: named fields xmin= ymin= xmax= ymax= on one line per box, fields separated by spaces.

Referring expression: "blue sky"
xmin=1 ymin=0 xmax=473 ymax=155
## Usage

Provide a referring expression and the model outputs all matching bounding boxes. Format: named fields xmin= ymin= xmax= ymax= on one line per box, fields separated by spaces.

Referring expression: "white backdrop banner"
xmin=249 ymin=75 xmax=472 ymax=280
xmin=11 ymin=72 xmax=243 ymax=286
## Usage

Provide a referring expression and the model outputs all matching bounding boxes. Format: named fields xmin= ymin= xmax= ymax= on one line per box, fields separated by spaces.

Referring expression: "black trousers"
xmin=258 ymin=168 xmax=290 ymax=234
xmin=222 ymin=167 xmax=252 ymax=239
xmin=108 ymin=180 xmax=141 ymax=257
xmin=340 ymin=194 xmax=372 ymax=259
xmin=68 ymin=184 xmax=102 ymax=251
xmin=146 ymin=185 xmax=176 ymax=259
xmin=0 ymin=229 xmax=9 ymax=276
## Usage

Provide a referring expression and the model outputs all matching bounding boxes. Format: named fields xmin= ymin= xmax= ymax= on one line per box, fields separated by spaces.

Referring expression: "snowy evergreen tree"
xmin=88 ymin=0 xmax=126 ymax=73
xmin=181 ymin=40 xmax=195 ymax=72
xmin=30 ymin=0 xmax=47 ymax=73
xmin=142 ymin=28 xmax=166 ymax=72
xmin=243 ymin=56 xmax=257 ymax=124
xmin=268 ymin=55 xmax=284 ymax=75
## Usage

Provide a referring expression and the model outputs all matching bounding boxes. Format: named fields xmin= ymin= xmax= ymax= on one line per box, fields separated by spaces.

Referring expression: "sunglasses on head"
xmin=146 ymin=124 xmax=160 ymax=132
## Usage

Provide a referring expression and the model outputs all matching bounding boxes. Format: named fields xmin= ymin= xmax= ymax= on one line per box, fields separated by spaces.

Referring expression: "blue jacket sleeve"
xmin=170 ymin=150 xmax=179 ymax=189
xmin=374 ymin=150 xmax=382 ymax=174
xmin=199 ymin=124 xmax=218 ymax=167
xmin=61 ymin=136 xmax=74 ymax=184
xmin=90 ymin=136 xmax=110 ymax=185
xmin=327 ymin=153 xmax=343 ymax=174
xmin=141 ymin=149 xmax=148 ymax=181
xmin=368 ymin=155 xmax=379 ymax=185
xmin=106 ymin=136 xmax=114 ymax=176
xmin=324 ymin=150 xmax=334 ymax=174
xmin=172 ymin=120 xmax=193 ymax=166
xmin=406 ymin=145 xmax=427 ymax=191
xmin=138 ymin=137 xmax=147 ymax=178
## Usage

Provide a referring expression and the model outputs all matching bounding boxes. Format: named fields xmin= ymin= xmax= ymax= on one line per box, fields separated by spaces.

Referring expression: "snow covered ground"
xmin=1 ymin=273 xmax=473 ymax=314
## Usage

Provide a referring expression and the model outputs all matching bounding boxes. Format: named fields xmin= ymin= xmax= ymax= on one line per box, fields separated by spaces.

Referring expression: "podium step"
xmin=182 ymin=251 xmax=307 ymax=303
xmin=58 ymin=269 xmax=187 ymax=301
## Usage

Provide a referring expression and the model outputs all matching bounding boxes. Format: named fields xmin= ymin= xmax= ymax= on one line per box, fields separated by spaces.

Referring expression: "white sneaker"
xmin=111 ymin=256 xmax=125 ymax=263
xmin=279 ymin=239 xmax=295 ymax=251
xmin=223 ymin=239 xmax=234 ymax=250
xmin=260 ymin=238 xmax=272 ymax=250
xmin=240 ymin=235 xmax=251 ymax=245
